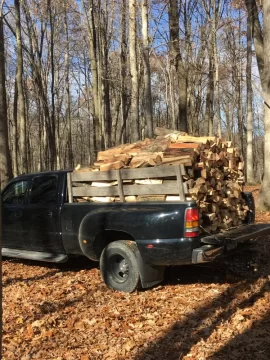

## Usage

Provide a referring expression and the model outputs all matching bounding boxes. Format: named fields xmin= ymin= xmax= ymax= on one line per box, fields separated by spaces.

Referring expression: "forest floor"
xmin=2 ymin=185 xmax=270 ymax=360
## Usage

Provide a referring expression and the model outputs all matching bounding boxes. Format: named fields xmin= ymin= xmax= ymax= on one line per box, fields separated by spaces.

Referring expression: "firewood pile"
xmin=74 ymin=128 xmax=248 ymax=233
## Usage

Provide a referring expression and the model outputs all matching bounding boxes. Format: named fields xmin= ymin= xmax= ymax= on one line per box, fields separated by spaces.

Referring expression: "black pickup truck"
xmin=2 ymin=170 xmax=270 ymax=292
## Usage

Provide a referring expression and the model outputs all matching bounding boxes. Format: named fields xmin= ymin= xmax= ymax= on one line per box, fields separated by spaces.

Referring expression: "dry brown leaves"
xmin=2 ymin=185 xmax=270 ymax=359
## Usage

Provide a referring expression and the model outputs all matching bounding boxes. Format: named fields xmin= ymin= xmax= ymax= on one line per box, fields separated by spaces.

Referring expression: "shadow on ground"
xmin=135 ymin=276 xmax=270 ymax=360
xmin=2 ymin=256 xmax=98 ymax=286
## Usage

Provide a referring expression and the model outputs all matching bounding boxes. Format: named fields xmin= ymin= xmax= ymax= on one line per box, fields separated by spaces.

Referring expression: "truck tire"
xmin=100 ymin=240 xmax=140 ymax=293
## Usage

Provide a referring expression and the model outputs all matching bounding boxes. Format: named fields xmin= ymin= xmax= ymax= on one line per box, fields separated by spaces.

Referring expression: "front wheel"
xmin=100 ymin=240 xmax=140 ymax=293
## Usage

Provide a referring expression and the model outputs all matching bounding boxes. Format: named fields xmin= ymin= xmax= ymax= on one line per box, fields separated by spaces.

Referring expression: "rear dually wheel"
xmin=100 ymin=240 xmax=140 ymax=293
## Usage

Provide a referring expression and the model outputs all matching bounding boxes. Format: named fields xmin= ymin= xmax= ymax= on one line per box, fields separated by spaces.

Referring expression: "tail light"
xmin=185 ymin=208 xmax=199 ymax=237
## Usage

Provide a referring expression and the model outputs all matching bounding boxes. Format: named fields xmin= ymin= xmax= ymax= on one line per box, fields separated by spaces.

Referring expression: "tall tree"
xmin=168 ymin=0 xmax=188 ymax=132
xmin=119 ymin=0 xmax=128 ymax=143
xmin=261 ymin=0 xmax=270 ymax=208
xmin=141 ymin=0 xmax=153 ymax=138
xmin=12 ymin=77 xmax=19 ymax=177
xmin=48 ymin=0 xmax=56 ymax=169
xmin=64 ymin=1 xmax=73 ymax=168
xmin=246 ymin=0 xmax=255 ymax=183
xmin=85 ymin=0 xmax=102 ymax=152
xmin=15 ymin=0 xmax=27 ymax=173
xmin=212 ymin=0 xmax=222 ymax=137
xmin=129 ymin=0 xmax=140 ymax=141
xmin=245 ymin=0 xmax=270 ymax=208
xmin=203 ymin=0 xmax=222 ymax=136
xmin=0 ymin=2 xmax=12 ymax=187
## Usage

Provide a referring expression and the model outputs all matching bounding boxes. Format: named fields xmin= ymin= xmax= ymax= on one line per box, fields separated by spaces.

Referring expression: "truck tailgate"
xmin=201 ymin=224 xmax=270 ymax=245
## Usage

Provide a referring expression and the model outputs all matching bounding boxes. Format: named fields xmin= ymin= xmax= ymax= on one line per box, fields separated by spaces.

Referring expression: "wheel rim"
xmin=109 ymin=254 xmax=129 ymax=283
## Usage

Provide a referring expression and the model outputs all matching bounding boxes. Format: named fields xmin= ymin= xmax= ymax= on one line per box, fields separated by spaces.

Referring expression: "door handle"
xmin=44 ymin=212 xmax=53 ymax=218
xmin=14 ymin=211 xmax=22 ymax=217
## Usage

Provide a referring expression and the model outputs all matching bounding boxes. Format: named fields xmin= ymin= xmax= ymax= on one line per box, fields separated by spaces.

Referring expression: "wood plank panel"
xmin=72 ymin=165 xmax=184 ymax=182
xmin=73 ymin=182 xmax=188 ymax=197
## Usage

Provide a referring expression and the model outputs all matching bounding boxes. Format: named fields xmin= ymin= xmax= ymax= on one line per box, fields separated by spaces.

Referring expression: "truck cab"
xmin=2 ymin=171 xmax=68 ymax=262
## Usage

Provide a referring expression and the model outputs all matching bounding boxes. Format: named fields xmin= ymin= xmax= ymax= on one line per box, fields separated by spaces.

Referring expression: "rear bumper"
xmin=136 ymin=237 xmax=249 ymax=266
xmin=192 ymin=245 xmax=224 ymax=264
xmin=136 ymin=237 xmax=201 ymax=266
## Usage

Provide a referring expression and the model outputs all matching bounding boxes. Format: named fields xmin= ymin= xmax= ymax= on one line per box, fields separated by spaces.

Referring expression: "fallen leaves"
xmin=2 ymin=261 xmax=269 ymax=360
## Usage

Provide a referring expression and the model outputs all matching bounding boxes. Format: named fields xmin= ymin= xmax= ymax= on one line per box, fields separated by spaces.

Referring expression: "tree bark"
xmin=212 ymin=0 xmax=221 ymax=137
xmin=205 ymin=51 xmax=214 ymax=136
xmin=141 ymin=0 xmax=153 ymax=138
xmin=250 ymin=0 xmax=270 ymax=209
xmin=246 ymin=0 xmax=255 ymax=184
xmin=244 ymin=0 xmax=264 ymax=83
xmin=15 ymin=0 xmax=27 ymax=173
xmin=12 ymin=79 xmax=19 ymax=177
xmin=85 ymin=0 xmax=101 ymax=153
xmin=129 ymin=0 xmax=140 ymax=142
xmin=168 ymin=0 xmax=188 ymax=132
xmin=119 ymin=0 xmax=128 ymax=144
xmin=48 ymin=1 xmax=56 ymax=169
xmin=22 ymin=3 xmax=55 ymax=170
xmin=0 ymin=6 xmax=12 ymax=187
xmin=64 ymin=3 xmax=73 ymax=168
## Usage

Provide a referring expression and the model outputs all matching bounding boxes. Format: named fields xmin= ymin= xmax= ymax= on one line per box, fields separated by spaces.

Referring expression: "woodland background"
xmin=0 ymin=0 xmax=265 ymax=187
xmin=1 ymin=2 xmax=270 ymax=359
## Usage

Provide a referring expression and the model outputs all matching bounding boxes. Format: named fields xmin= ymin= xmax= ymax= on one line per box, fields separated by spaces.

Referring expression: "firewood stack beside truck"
xmin=2 ymin=129 xmax=270 ymax=292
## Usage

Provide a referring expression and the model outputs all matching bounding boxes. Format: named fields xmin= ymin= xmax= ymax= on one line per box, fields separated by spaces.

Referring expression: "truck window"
xmin=2 ymin=180 xmax=28 ymax=205
xmin=30 ymin=176 xmax=58 ymax=204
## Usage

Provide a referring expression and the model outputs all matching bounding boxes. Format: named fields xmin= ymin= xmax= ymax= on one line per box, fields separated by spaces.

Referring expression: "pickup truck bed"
xmin=2 ymin=169 xmax=270 ymax=292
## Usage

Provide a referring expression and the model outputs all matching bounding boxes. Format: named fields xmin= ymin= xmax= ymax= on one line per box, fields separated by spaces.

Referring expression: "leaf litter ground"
xmin=2 ymin=186 xmax=270 ymax=360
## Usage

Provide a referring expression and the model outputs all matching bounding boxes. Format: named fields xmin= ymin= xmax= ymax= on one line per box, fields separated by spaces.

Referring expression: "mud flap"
xmin=242 ymin=192 xmax=255 ymax=224
xmin=136 ymin=250 xmax=165 ymax=289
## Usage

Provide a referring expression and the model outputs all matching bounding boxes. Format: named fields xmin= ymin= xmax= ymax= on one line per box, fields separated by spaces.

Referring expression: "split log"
xmin=176 ymin=135 xmax=216 ymax=144
xmin=154 ymin=127 xmax=187 ymax=137
xmin=99 ymin=160 xmax=124 ymax=171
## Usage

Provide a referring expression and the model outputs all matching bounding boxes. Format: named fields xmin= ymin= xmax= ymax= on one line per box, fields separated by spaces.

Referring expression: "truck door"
xmin=24 ymin=174 xmax=65 ymax=254
xmin=2 ymin=179 xmax=29 ymax=250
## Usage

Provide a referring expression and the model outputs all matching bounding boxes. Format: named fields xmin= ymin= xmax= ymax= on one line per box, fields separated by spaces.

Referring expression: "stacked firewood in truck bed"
xmin=72 ymin=128 xmax=248 ymax=233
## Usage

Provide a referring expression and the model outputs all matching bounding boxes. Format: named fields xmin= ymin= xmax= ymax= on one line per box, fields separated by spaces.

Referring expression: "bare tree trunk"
xmin=103 ymin=0 xmax=113 ymax=149
xmin=244 ymin=0 xmax=263 ymax=83
xmin=248 ymin=0 xmax=270 ymax=208
xmin=12 ymin=80 xmax=19 ymax=176
xmin=258 ymin=0 xmax=270 ymax=208
xmin=96 ymin=1 xmax=105 ymax=149
xmin=184 ymin=2 xmax=192 ymax=133
xmin=0 ymin=6 xmax=12 ymax=188
xmin=64 ymin=3 xmax=73 ymax=168
xmin=212 ymin=0 xmax=221 ymax=137
xmin=22 ymin=3 xmax=51 ymax=170
xmin=85 ymin=0 xmax=101 ymax=153
xmin=119 ymin=0 xmax=128 ymax=143
xmin=237 ymin=10 xmax=244 ymax=156
xmin=48 ymin=1 xmax=56 ymax=169
xmin=15 ymin=0 xmax=27 ymax=173
xmin=141 ymin=0 xmax=153 ymax=138
xmin=224 ymin=99 xmax=232 ymax=141
xmin=168 ymin=0 xmax=188 ymax=132
xmin=129 ymin=0 xmax=140 ymax=142
xmin=246 ymin=0 xmax=255 ymax=183
xmin=206 ymin=50 xmax=214 ymax=136
xmin=168 ymin=64 xmax=176 ymax=129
